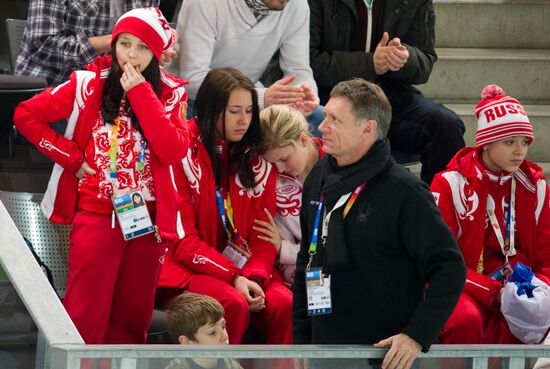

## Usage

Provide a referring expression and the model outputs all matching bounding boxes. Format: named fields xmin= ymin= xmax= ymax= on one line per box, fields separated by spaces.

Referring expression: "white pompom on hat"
xmin=111 ymin=7 xmax=176 ymax=61
xmin=474 ymin=84 xmax=533 ymax=147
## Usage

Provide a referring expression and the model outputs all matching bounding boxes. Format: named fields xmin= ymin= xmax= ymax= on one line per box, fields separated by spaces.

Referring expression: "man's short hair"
xmin=165 ymin=292 xmax=225 ymax=343
xmin=330 ymin=79 xmax=392 ymax=139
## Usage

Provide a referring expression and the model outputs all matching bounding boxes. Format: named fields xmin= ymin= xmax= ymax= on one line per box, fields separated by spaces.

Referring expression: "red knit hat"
xmin=474 ymin=84 xmax=533 ymax=147
xmin=111 ymin=7 xmax=176 ymax=61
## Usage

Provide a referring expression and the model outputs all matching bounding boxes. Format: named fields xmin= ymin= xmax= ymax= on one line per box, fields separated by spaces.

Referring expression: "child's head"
xmin=258 ymin=104 xmax=313 ymax=177
xmin=166 ymin=292 xmax=229 ymax=345
xmin=475 ymin=85 xmax=533 ymax=173
xmin=111 ymin=7 xmax=176 ymax=63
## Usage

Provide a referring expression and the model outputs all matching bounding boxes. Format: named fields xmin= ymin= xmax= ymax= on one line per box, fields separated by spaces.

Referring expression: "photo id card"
xmin=112 ymin=190 xmax=154 ymax=241
xmin=306 ymin=268 xmax=332 ymax=316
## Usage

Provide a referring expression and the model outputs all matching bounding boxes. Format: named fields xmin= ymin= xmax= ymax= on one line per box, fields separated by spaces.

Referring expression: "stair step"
xmin=434 ymin=0 xmax=550 ymax=49
xmin=446 ymin=104 xmax=550 ymax=162
xmin=417 ymin=48 xmax=550 ymax=104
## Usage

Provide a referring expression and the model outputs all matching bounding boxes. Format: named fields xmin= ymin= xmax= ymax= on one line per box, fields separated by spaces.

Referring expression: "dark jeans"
xmin=380 ymin=81 xmax=466 ymax=184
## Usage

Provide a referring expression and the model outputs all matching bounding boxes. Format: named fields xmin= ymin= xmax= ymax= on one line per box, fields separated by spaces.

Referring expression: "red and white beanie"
xmin=475 ymin=84 xmax=533 ymax=147
xmin=111 ymin=7 xmax=176 ymax=61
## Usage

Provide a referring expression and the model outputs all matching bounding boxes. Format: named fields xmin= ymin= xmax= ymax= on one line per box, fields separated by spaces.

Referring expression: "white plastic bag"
xmin=500 ymin=276 xmax=550 ymax=344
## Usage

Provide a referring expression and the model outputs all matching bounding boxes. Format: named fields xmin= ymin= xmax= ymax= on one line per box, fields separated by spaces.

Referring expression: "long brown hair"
xmin=100 ymin=39 xmax=161 ymax=135
xmin=194 ymin=67 xmax=260 ymax=189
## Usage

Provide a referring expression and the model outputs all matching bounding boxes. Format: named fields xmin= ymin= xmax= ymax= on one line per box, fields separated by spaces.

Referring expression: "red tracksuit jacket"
xmin=14 ymin=56 xmax=189 ymax=240
xmin=431 ymin=146 xmax=550 ymax=308
xmin=159 ymin=118 xmax=278 ymax=289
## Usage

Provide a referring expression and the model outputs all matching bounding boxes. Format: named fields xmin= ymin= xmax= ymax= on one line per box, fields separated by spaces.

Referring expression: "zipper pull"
xmin=153 ymin=225 xmax=162 ymax=244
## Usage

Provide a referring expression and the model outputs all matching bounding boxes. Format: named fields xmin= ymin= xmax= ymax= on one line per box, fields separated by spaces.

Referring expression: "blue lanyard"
xmin=306 ymin=196 xmax=324 ymax=271
xmin=215 ymin=189 xmax=232 ymax=238
xmin=136 ymin=140 xmax=146 ymax=173
xmin=308 ymin=196 xmax=324 ymax=255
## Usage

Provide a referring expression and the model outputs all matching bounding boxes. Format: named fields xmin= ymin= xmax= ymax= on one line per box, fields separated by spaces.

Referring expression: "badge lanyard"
xmin=478 ymin=177 xmax=516 ymax=273
xmin=108 ymin=118 xmax=121 ymax=179
xmin=215 ymin=188 xmax=237 ymax=238
xmin=108 ymin=118 xmax=147 ymax=180
xmin=306 ymin=183 xmax=366 ymax=271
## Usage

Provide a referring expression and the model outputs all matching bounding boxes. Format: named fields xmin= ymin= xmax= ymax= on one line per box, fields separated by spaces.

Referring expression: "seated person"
xmin=165 ymin=292 xmax=243 ymax=369
xmin=156 ymin=68 xmax=293 ymax=345
xmin=431 ymin=85 xmax=550 ymax=344
xmin=16 ymin=0 xmax=162 ymax=86
xmin=308 ymin=0 xmax=466 ymax=183
xmin=253 ymin=105 xmax=323 ymax=287
xmin=168 ymin=0 xmax=320 ymax=120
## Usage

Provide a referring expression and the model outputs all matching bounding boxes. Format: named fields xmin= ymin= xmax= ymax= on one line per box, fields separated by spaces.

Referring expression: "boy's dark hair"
xmin=101 ymin=39 xmax=162 ymax=136
xmin=166 ymin=292 xmax=225 ymax=343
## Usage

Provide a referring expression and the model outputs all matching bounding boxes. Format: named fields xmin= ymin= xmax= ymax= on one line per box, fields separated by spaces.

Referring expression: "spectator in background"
xmin=168 ymin=0 xmax=320 ymax=121
xmin=254 ymin=104 xmax=324 ymax=287
xmin=16 ymin=0 xmax=160 ymax=86
xmin=431 ymin=85 xmax=550 ymax=345
xmin=14 ymin=8 xmax=188 ymax=344
xmin=308 ymin=0 xmax=465 ymax=183
xmin=293 ymin=79 xmax=465 ymax=369
xmin=157 ymin=68 xmax=293 ymax=345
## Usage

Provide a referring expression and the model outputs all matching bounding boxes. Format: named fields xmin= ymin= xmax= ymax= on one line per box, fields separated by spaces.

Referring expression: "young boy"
xmin=165 ymin=292 xmax=243 ymax=369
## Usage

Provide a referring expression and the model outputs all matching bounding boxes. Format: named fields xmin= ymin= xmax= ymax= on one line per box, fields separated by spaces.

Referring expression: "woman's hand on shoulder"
xmin=120 ymin=62 xmax=146 ymax=92
xmin=253 ymin=208 xmax=283 ymax=255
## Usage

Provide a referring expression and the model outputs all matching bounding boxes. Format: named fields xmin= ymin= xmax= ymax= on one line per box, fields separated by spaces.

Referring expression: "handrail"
xmin=49 ymin=344 xmax=550 ymax=369
xmin=0 ymin=201 xmax=83 ymax=346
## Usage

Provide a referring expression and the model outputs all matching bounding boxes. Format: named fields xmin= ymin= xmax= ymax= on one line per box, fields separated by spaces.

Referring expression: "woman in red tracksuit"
xmin=14 ymin=8 xmax=189 ymax=344
xmin=431 ymin=85 xmax=550 ymax=345
xmin=157 ymin=68 xmax=293 ymax=344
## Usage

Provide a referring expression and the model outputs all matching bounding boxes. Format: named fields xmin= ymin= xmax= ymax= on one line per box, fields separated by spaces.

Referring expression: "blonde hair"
xmin=258 ymin=105 xmax=311 ymax=153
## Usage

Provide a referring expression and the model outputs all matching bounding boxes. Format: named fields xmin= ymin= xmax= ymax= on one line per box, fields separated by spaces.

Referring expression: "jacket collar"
xmin=318 ymin=138 xmax=393 ymax=204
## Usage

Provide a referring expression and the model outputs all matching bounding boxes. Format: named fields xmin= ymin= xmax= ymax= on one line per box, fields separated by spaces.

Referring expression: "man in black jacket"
xmin=292 ymin=79 xmax=465 ymax=369
xmin=308 ymin=0 xmax=465 ymax=184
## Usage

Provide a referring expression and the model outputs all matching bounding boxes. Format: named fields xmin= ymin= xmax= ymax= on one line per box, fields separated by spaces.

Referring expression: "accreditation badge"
xmin=306 ymin=268 xmax=332 ymax=316
xmin=222 ymin=232 xmax=251 ymax=268
xmin=111 ymin=190 xmax=154 ymax=240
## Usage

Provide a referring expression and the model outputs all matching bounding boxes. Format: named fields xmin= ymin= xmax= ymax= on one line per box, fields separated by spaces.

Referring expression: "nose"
xmin=238 ymin=110 xmax=248 ymax=124
xmin=275 ymin=162 xmax=285 ymax=173
xmin=514 ymin=142 xmax=527 ymax=155
xmin=221 ymin=329 xmax=229 ymax=343
xmin=318 ymin=117 xmax=329 ymax=133
xmin=127 ymin=47 xmax=137 ymax=59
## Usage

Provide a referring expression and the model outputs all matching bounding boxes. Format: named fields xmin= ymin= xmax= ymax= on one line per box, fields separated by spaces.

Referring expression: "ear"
xmin=178 ymin=335 xmax=191 ymax=345
xmin=364 ymin=119 xmax=377 ymax=135
xmin=298 ymin=132 xmax=309 ymax=147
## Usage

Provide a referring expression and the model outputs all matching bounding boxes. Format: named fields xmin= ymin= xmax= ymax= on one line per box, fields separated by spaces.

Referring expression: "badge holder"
xmin=222 ymin=232 xmax=251 ymax=268
xmin=306 ymin=268 xmax=332 ymax=316
xmin=111 ymin=190 xmax=155 ymax=241
xmin=490 ymin=262 xmax=513 ymax=284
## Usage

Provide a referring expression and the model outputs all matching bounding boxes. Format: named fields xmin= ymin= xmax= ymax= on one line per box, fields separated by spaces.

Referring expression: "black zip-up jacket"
xmin=309 ymin=0 xmax=437 ymax=103
xmin=292 ymin=139 xmax=465 ymax=351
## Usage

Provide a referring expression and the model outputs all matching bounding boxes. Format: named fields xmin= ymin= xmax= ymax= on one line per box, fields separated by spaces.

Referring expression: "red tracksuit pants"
xmin=440 ymin=292 xmax=520 ymax=344
xmin=157 ymin=272 xmax=293 ymax=344
xmin=63 ymin=210 xmax=167 ymax=344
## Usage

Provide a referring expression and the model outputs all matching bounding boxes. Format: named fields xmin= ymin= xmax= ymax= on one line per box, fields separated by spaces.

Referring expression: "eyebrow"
xmin=227 ymin=105 xmax=253 ymax=109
